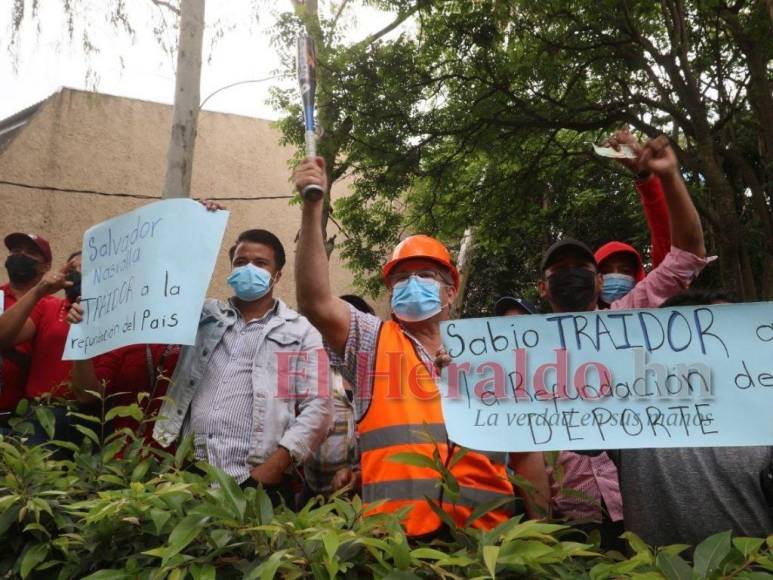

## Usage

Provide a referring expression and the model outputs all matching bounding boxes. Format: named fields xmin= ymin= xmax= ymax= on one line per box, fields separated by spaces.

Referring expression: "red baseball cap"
xmin=4 ymin=233 xmax=53 ymax=263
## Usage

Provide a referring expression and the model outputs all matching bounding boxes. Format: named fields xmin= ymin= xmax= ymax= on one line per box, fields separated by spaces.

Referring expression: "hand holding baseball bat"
xmin=297 ymin=33 xmax=324 ymax=201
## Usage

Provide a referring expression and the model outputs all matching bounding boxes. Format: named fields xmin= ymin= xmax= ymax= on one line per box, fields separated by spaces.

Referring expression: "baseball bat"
xmin=297 ymin=33 xmax=324 ymax=201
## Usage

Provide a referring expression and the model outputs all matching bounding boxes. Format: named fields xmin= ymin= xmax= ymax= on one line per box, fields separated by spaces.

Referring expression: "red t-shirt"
xmin=1 ymin=285 xmax=57 ymax=411
xmin=92 ymin=343 xmax=180 ymax=443
xmin=26 ymin=297 xmax=74 ymax=399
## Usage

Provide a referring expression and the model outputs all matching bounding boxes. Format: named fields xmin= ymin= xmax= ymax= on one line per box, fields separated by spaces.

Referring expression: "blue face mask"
xmin=391 ymin=276 xmax=443 ymax=322
xmin=227 ymin=264 xmax=273 ymax=302
xmin=601 ymin=273 xmax=635 ymax=304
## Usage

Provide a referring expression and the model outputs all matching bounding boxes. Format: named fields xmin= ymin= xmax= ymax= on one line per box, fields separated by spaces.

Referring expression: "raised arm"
xmin=639 ymin=135 xmax=706 ymax=258
xmin=608 ymin=129 xmax=671 ymax=267
xmin=0 ymin=265 xmax=71 ymax=348
xmin=293 ymin=157 xmax=352 ymax=356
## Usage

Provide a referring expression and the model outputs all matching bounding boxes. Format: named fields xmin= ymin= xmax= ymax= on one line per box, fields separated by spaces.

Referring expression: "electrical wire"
xmin=0 ymin=179 xmax=295 ymax=201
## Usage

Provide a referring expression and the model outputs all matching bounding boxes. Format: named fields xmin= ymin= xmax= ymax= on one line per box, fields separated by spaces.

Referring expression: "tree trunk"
xmin=163 ymin=0 xmax=205 ymax=199
xmin=452 ymin=228 xmax=475 ymax=318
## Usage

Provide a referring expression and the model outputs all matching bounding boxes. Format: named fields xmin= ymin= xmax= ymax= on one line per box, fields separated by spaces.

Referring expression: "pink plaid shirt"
xmin=552 ymin=246 xmax=713 ymax=523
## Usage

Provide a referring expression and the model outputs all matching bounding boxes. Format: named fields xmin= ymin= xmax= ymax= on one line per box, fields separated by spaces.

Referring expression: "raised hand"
xmin=34 ymin=264 xmax=73 ymax=298
xmin=605 ymin=128 xmax=646 ymax=176
xmin=293 ymin=157 xmax=327 ymax=200
xmin=638 ymin=135 xmax=679 ymax=179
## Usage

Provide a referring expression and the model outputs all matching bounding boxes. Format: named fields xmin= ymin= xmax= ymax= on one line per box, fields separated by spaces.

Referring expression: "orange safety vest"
xmin=359 ymin=321 xmax=515 ymax=537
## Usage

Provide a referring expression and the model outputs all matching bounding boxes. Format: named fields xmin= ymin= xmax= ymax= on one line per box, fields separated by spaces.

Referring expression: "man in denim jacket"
xmin=154 ymin=229 xmax=332 ymax=504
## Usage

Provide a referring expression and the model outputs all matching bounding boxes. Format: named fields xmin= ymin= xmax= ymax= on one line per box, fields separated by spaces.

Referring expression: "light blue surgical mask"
xmin=601 ymin=273 xmax=635 ymax=304
xmin=391 ymin=275 xmax=443 ymax=322
xmin=227 ymin=263 xmax=273 ymax=302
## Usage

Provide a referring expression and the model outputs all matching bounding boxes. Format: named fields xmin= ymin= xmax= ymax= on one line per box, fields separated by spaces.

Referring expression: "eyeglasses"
xmin=387 ymin=269 xmax=447 ymax=286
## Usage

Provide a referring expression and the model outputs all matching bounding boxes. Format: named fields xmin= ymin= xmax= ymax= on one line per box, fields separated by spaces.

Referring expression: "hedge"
xmin=1 ymin=399 xmax=771 ymax=579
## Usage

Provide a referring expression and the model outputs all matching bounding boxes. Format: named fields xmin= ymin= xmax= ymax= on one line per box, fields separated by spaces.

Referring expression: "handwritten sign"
xmin=64 ymin=200 xmax=228 ymax=360
xmin=439 ymin=302 xmax=773 ymax=452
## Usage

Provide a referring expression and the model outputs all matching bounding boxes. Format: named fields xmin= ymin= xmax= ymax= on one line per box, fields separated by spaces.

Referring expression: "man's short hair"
xmin=67 ymin=250 xmax=82 ymax=262
xmin=228 ymin=229 xmax=286 ymax=269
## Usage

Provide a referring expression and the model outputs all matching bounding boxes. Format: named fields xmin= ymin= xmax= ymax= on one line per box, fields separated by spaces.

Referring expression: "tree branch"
xmin=149 ymin=0 xmax=180 ymax=16
xmin=351 ymin=4 xmax=423 ymax=52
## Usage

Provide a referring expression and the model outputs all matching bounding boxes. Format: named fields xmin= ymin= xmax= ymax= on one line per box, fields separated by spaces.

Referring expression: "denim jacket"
xmin=153 ymin=298 xmax=333 ymax=466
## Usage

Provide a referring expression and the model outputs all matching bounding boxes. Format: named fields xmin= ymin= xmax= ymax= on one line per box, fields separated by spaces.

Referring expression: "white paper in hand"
xmin=592 ymin=143 xmax=637 ymax=159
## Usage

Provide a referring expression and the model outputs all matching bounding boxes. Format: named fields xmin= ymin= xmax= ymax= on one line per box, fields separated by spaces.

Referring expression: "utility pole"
xmin=162 ymin=0 xmax=205 ymax=199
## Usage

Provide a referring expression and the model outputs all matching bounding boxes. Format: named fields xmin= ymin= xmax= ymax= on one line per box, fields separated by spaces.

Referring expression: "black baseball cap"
xmin=540 ymin=238 xmax=596 ymax=273
xmin=494 ymin=296 xmax=538 ymax=316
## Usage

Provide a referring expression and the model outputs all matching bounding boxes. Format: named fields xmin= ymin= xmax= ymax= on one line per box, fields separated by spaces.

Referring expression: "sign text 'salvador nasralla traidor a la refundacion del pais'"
xmin=64 ymin=199 xmax=229 ymax=360
xmin=438 ymin=303 xmax=773 ymax=452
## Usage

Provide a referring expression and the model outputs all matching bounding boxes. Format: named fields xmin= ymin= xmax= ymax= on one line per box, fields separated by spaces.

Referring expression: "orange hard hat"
xmin=382 ymin=235 xmax=460 ymax=289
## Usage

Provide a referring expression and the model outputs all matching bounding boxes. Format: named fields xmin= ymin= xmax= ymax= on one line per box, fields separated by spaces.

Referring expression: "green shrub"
xmin=1 ymin=399 xmax=771 ymax=579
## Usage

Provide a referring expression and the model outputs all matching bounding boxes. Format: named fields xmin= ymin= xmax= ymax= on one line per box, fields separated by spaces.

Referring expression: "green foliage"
xmin=272 ymin=0 xmax=773 ymax=305
xmin=1 ymin=402 xmax=772 ymax=578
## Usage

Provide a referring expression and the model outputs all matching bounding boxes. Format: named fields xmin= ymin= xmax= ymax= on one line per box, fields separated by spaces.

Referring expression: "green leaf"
xmin=189 ymin=563 xmax=216 ymax=580
xmin=0 ymin=505 xmax=21 ymax=535
xmin=81 ymin=570 xmax=129 ymax=580
xmin=163 ymin=513 xmax=210 ymax=560
xmin=448 ymin=447 xmax=470 ymax=470
xmin=321 ymin=529 xmax=340 ymax=559
xmin=74 ymin=424 xmax=100 ymax=445
xmin=693 ymin=531 xmax=732 ymax=579
xmin=483 ymin=545 xmax=499 ymax=578
xmin=499 ymin=540 xmax=555 ymax=565
xmin=387 ymin=452 xmax=438 ymax=470
xmin=175 ymin=434 xmax=194 ymax=467
xmin=622 ymin=531 xmax=653 ymax=563
xmin=733 ymin=537 xmax=765 ymax=558
xmin=14 ymin=398 xmax=30 ymax=416
xmin=149 ymin=509 xmax=171 ymax=535
xmin=34 ymin=406 xmax=56 ymax=440
xmin=382 ymin=572 xmax=422 ymax=580
xmin=656 ymin=551 xmax=693 ymax=580
xmin=257 ymin=485 xmax=274 ymax=524
xmin=20 ymin=542 xmax=50 ymax=579
xmin=65 ymin=411 xmax=102 ymax=424
xmin=203 ymin=464 xmax=246 ymax=522
xmin=105 ymin=404 xmax=144 ymax=422
xmin=131 ymin=460 xmax=151 ymax=482
xmin=464 ymin=496 xmax=514 ymax=528
xmin=0 ymin=494 xmax=20 ymax=511
xmin=245 ymin=550 xmax=287 ymax=580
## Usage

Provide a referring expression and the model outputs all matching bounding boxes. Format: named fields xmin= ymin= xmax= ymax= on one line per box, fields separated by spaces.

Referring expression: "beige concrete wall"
xmin=0 ymin=88 xmax=386 ymax=314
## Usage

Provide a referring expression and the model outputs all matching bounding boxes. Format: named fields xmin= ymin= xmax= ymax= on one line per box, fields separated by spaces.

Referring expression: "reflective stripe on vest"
xmin=358 ymin=321 xmax=515 ymax=536
xmin=360 ymin=422 xmax=448 ymax=451
xmin=364 ymin=478 xmax=517 ymax=513
xmin=360 ymin=422 xmax=509 ymax=466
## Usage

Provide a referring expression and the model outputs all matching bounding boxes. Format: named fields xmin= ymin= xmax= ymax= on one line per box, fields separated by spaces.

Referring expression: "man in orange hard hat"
xmin=293 ymin=157 xmax=549 ymax=538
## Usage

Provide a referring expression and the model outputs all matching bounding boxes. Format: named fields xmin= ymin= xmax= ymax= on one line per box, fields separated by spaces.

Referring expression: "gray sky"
xmin=0 ymin=1 xmax=400 ymax=121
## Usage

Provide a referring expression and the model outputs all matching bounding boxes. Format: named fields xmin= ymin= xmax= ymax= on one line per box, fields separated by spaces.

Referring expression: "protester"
xmin=0 ymin=251 xmax=81 ymax=443
xmin=610 ymin=288 xmax=773 ymax=547
xmin=67 ymin=298 xmax=181 ymax=445
xmin=152 ymin=228 xmax=332 ymax=506
xmin=493 ymin=296 xmax=538 ymax=316
xmin=293 ymin=156 xmax=549 ymax=537
xmin=595 ymin=129 xmax=673 ymax=306
xmin=302 ymin=294 xmax=375 ymax=500
xmin=538 ymin=134 xmax=711 ymax=547
xmin=1 ymin=233 xmax=55 ymax=432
